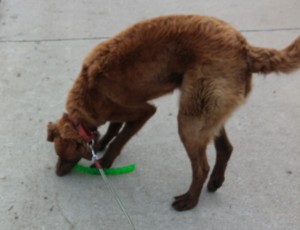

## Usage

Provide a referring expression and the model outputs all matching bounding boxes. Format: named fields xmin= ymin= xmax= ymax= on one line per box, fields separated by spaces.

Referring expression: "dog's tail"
xmin=246 ymin=36 xmax=300 ymax=74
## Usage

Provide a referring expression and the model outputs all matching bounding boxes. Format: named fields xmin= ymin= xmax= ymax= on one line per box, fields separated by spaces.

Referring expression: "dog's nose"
xmin=56 ymin=165 xmax=73 ymax=176
xmin=55 ymin=157 xmax=77 ymax=176
xmin=56 ymin=167 xmax=71 ymax=176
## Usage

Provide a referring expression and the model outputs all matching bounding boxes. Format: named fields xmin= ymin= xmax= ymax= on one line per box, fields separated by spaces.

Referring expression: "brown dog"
xmin=47 ymin=15 xmax=300 ymax=211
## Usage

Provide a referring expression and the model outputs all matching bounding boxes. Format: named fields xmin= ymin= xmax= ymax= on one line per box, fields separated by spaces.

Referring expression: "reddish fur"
xmin=47 ymin=15 xmax=300 ymax=211
xmin=247 ymin=37 xmax=300 ymax=73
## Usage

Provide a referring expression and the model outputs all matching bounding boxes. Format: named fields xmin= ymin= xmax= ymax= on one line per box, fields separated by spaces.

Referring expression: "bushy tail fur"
xmin=247 ymin=36 xmax=300 ymax=74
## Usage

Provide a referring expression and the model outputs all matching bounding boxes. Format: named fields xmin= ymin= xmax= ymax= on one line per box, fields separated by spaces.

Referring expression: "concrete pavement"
xmin=1 ymin=1 xmax=300 ymax=229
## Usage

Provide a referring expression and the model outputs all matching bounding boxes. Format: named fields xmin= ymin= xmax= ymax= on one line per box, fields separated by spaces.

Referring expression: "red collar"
xmin=67 ymin=114 xmax=96 ymax=144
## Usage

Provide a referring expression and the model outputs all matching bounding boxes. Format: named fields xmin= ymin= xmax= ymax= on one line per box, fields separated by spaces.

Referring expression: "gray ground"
xmin=1 ymin=1 xmax=300 ymax=230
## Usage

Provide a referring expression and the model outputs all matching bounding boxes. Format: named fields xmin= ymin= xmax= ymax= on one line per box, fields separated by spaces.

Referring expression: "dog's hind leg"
xmin=207 ymin=126 xmax=233 ymax=192
xmin=94 ymin=122 xmax=124 ymax=151
xmin=172 ymin=67 xmax=246 ymax=210
xmin=100 ymin=103 xmax=156 ymax=168
xmin=172 ymin=113 xmax=211 ymax=211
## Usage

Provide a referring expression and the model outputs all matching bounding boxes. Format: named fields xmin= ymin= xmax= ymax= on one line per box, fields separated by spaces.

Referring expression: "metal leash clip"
xmin=88 ymin=140 xmax=99 ymax=162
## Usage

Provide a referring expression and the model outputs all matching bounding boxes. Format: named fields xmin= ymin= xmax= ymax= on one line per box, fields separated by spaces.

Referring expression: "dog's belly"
xmin=101 ymin=70 xmax=184 ymax=105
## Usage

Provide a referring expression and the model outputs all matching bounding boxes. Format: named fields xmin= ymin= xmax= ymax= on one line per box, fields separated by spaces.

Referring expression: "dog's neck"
xmin=66 ymin=110 xmax=98 ymax=132
xmin=65 ymin=71 xmax=107 ymax=129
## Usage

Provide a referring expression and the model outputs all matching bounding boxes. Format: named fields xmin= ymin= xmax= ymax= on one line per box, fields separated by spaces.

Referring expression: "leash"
xmin=67 ymin=114 xmax=136 ymax=229
xmin=88 ymin=142 xmax=137 ymax=230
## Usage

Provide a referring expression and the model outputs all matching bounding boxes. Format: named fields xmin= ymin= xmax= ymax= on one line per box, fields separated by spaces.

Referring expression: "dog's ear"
xmin=47 ymin=122 xmax=57 ymax=142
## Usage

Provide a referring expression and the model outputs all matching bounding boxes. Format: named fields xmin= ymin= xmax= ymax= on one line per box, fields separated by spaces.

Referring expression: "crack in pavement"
xmin=55 ymin=193 xmax=76 ymax=230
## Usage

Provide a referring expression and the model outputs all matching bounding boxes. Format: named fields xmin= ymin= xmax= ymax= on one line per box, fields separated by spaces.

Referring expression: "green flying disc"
xmin=73 ymin=164 xmax=135 ymax=175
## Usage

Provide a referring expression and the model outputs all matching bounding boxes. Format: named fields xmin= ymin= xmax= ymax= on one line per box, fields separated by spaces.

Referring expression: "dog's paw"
xmin=172 ymin=193 xmax=199 ymax=211
xmin=90 ymin=158 xmax=112 ymax=169
xmin=90 ymin=163 xmax=97 ymax=168
xmin=207 ymin=179 xmax=223 ymax=192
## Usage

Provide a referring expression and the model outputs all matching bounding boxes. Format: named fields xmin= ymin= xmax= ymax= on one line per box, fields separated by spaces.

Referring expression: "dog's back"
xmin=81 ymin=15 xmax=250 ymax=103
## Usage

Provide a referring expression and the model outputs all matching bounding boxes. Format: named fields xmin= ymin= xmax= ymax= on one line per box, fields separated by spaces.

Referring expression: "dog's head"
xmin=47 ymin=113 xmax=96 ymax=176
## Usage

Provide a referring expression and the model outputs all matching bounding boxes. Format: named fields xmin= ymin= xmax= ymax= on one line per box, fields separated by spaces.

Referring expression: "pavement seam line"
xmin=0 ymin=27 xmax=300 ymax=44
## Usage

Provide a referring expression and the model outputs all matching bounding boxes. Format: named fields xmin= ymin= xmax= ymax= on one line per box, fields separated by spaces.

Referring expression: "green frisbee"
xmin=73 ymin=164 xmax=135 ymax=175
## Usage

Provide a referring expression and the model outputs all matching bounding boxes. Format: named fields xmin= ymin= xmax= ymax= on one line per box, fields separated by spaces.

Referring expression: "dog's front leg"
xmin=100 ymin=103 xmax=156 ymax=168
xmin=94 ymin=122 xmax=124 ymax=151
